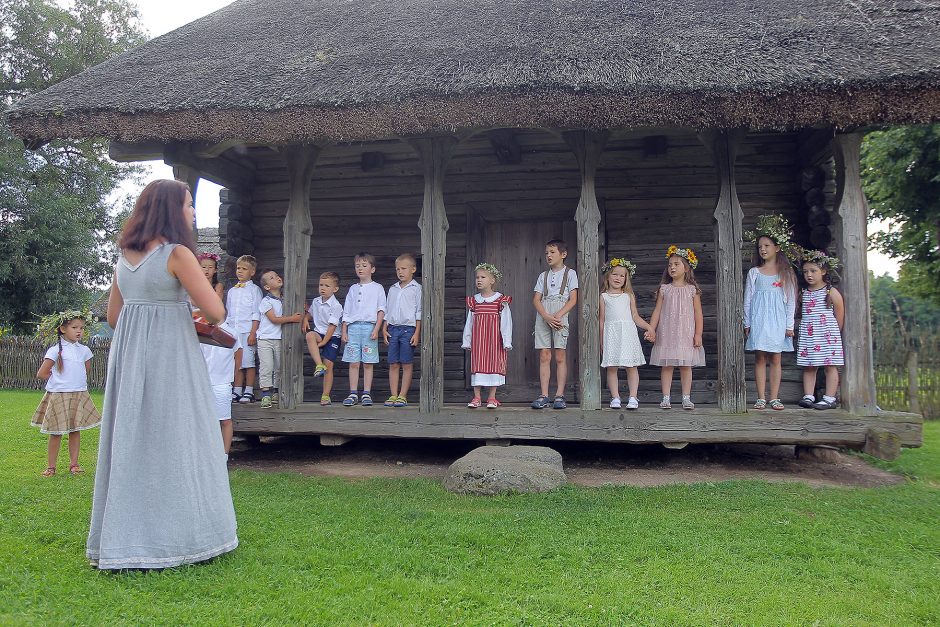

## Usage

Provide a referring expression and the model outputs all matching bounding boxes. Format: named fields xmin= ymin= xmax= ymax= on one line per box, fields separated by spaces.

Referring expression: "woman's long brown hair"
xmin=118 ymin=179 xmax=196 ymax=253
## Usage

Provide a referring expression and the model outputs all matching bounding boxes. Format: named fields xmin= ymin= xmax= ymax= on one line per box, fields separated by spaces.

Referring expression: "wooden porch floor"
xmin=233 ymin=403 xmax=922 ymax=449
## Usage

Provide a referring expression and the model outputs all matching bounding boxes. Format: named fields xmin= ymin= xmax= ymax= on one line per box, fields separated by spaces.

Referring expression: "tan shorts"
xmin=534 ymin=296 xmax=569 ymax=349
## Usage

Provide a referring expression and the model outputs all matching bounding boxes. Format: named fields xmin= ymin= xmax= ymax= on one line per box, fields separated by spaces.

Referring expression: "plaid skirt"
xmin=30 ymin=391 xmax=101 ymax=435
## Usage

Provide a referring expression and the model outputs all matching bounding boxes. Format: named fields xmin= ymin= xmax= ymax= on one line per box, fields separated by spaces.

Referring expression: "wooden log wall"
xmin=238 ymin=129 xmax=806 ymax=405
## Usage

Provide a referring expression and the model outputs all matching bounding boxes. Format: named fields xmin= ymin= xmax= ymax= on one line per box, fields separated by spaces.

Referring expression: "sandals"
xmin=753 ymin=399 xmax=767 ymax=410
xmin=41 ymin=467 xmax=56 ymax=477
xmin=798 ymin=395 xmax=815 ymax=409
xmin=659 ymin=396 xmax=672 ymax=409
xmin=320 ymin=395 xmax=332 ymax=406
xmin=232 ymin=392 xmax=240 ymax=404
xmin=531 ymin=395 xmax=550 ymax=409
xmin=342 ymin=393 xmax=359 ymax=407
xmin=69 ymin=464 xmax=84 ymax=475
xmin=238 ymin=392 xmax=256 ymax=404
xmin=313 ymin=364 xmax=327 ymax=378
xmin=682 ymin=396 xmax=695 ymax=411
xmin=360 ymin=393 xmax=373 ymax=407
xmin=486 ymin=398 xmax=501 ymax=409
xmin=552 ymin=396 xmax=567 ymax=410
xmin=467 ymin=397 xmax=482 ymax=408
xmin=384 ymin=396 xmax=398 ymax=407
xmin=769 ymin=399 xmax=785 ymax=411
xmin=813 ymin=398 xmax=838 ymax=410
xmin=394 ymin=396 xmax=408 ymax=408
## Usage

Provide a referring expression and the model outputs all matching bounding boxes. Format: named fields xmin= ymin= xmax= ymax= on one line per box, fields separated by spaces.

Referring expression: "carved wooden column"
xmin=563 ymin=130 xmax=608 ymax=410
xmin=699 ymin=129 xmax=748 ymax=413
xmin=408 ymin=136 xmax=457 ymax=414
xmin=172 ymin=164 xmax=200 ymax=238
xmin=279 ymin=145 xmax=321 ymax=409
xmin=832 ymin=133 xmax=878 ymax=416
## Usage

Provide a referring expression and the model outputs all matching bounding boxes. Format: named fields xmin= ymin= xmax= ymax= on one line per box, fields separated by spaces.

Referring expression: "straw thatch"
xmin=6 ymin=0 xmax=940 ymax=144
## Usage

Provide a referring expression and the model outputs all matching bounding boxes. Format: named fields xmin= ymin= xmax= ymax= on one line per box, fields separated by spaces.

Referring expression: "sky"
xmin=124 ymin=0 xmax=901 ymax=276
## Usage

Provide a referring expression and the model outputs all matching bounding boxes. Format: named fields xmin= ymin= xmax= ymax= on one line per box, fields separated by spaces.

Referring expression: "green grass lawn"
xmin=1 ymin=389 xmax=938 ymax=625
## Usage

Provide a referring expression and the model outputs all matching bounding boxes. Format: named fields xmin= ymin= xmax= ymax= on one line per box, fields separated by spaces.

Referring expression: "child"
xmin=599 ymin=258 xmax=654 ymax=410
xmin=383 ymin=253 xmax=422 ymax=407
xmin=462 ymin=262 xmax=513 ymax=408
xmin=303 ymin=271 xmax=344 ymax=406
xmin=531 ymin=239 xmax=579 ymax=410
xmin=31 ymin=310 xmax=101 ymax=476
xmin=796 ymin=250 xmax=845 ymax=410
xmin=225 ymin=254 xmax=263 ymax=403
xmin=341 ymin=252 xmax=386 ymax=407
xmin=649 ymin=246 xmax=705 ymax=410
xmin=744 ymin=215 xmax=798 ymax=410
xmin=257 ymin=270 xmax=303 ymax=408
xmin=198 ymin=252 xmax=225 ymax=300
xmin=199 ymin=320 xmax=241 ymax=453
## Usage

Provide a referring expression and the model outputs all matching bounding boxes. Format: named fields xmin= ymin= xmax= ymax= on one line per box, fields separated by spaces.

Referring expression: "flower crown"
xmin=197 ymin=252 xmax=221 ymax=263
xmin=474 ymin=262 xmax=502 ymax=281
xmin=665 ymin=245 xmax=698 ymax=269
xmin=602 ymin=257 xmax=636 ymax=276
xmin=798 ymin=248 xmax=841 ymax=270
xmin=745 ymin=214 xmax=795 ymax=254
xmin=35 ymin=308 xmax=98 ymax=344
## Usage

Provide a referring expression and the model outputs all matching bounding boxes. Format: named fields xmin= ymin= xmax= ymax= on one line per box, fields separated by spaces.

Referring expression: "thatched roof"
xmin=7 ymin=0 xmax=940 ymax=144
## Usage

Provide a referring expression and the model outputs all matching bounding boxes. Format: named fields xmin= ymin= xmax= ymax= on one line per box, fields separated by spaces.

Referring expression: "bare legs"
xmin=473 ymin=385 xmax=498 ymax=401
xmin=220 ymin=419 xmax=233 ymax=454
xmin=44 ymin=432 xmax=81 ymax=474
xmin=348 ymin=363 xmax=374 ymax=393
xmin=539 ymin=348 xmax=567 ymax=397
xmin=607 ymin=366 xmax=639 ymax=399
xmin=660 ymin=366 xmax=692 ymax=397
xmin=754 ymin=351 xmax=782 ymax=400
xmin=803 ymin=365 xmax=840 ymax=398
xmin=389 ymin=363 xmax=414 ymax=400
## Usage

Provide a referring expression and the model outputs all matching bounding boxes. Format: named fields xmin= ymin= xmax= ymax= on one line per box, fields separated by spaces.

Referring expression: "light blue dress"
xmin=87 ymin=243 xmax=238 ymax=569
xmin=745 ymin=271 xmax=794 ymax=353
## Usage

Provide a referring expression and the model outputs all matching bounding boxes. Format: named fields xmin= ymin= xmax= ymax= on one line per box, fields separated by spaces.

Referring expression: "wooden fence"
xmin=0 ymin=336 xmax=110 ymax=390
xmin=873 ymin=318 xmax=940 ymax=419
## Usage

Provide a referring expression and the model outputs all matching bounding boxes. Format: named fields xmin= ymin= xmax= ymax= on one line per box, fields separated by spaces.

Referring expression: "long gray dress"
xmin=87 ymin=243 xmax=237 ymax=569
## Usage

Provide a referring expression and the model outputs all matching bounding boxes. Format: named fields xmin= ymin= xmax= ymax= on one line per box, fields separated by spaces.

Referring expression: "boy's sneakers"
xmin=531 ymin=395 xmax=550 ymax=409
xmin=238 ymin=392 xmax=255 ymax=404
xmin=260 ymin=395 xmax=273 ymax=409
xmin=314 ymin=364 xmax=327 ymax=377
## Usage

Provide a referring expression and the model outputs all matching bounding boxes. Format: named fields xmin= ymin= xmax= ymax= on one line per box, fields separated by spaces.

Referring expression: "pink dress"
xmin=650 ymin=283 xmax=705 ymax=367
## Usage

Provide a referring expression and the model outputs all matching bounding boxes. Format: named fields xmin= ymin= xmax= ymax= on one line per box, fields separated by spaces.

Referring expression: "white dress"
xmin=601 ymin=292 xmax=646 ymax=368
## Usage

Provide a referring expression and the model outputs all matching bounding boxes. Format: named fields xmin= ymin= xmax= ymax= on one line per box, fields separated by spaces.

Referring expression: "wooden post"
xmin=562 ymin=130 xmax=608 ymax=410
xmin=279 ymin=145 xmax=321 ymax=409
xmin=408 ymin=136 xmax=457 ymax=414
xmin=831 ymin=133 xmax=878 ymax=416
xmin=699 ymin=129 xmax=748 ymax=413
xmin=172 ymin=164 xmax=200 ymax=238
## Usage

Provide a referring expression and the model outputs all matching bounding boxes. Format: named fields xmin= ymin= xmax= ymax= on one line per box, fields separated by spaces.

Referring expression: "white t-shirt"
xmin=43 ymin=341 xmax=93 ymax=392
xmin=200 ymin=322 xmax=242 ymax=385
xmin=257 ymin=295 xmax=284 ymax=340
xmin=385 ymin=280 xmax=422 ymax=327
xmin=342 ymin=282 xmax=386 ymax=324
xmin=533 ymin=266 xmax=579 ymax=299
xmin=309 ymin=295 xmax=343 ymax=338
xmin=225 ymin=281 xmax=263 ymax=333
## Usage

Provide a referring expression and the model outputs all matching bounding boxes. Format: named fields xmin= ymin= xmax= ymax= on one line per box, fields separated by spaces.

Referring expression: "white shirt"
xmin=533 ymin=266 xmax=579 ymax=299
xmin=225 ymin=280 xmax=263 ymax=333
xmin=342 ymin=282 xmax=386 ymax=324
xmin=200 ymin=322 xmax=242 ymax=385
xmin=385 ymin=280 xmax=422 ymax=327
xmin=309 ymin=294 xmax=343 ymax=338
xmin=461 ymin=292 xmax=513 ymax=350
xmin=257 ymin=295 xmax=283 ymax=340
xmin=43 ymin=341 xmax=93 ymax=392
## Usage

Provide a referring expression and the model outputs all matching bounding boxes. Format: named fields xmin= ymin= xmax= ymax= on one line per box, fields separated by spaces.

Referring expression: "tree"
xmin=0 ymin=0 xmax=146 ymax=333
xmin=861 ymin=125 xmax=940 ymax=302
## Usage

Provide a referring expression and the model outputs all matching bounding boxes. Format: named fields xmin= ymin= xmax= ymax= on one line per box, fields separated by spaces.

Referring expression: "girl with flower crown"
xmin=744 ymin=215 xmax=799 ymax=410
xmin=197 ymin=252 xmax=225 ymax=300
xmin=649 ymin=246 xmax=705 ymax=410
xmin=599 ymin=257 xmax=654 ymax=410
xmin=462 ymin=262 xmax=513 ymax=408
xmin=31 ymin=309 xmax=102 ymax=476
xmin=796 ymin=250 xmax=844 ymax=410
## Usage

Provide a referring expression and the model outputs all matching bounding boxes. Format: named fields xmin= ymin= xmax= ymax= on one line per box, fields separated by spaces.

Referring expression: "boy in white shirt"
xmin=382 ymin=253 xmax=422 ymax=407
xmin=303 ymin=271 xmax=344 ymax=406
xmin=199 ymin=321 xmax=242 ymax=454
xmin=531 ymin=239 xmax=579 ymax=410
xmin=257 ymin=269 xmax=303 ymax=408
xmin=225 ymin=255 xmax=263 ymax=403
xmin=341 ymin=252 xmax=386 ymax=407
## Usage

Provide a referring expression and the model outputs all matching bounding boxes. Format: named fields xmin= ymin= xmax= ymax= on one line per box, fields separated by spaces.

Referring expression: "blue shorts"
xmin=387 ymin=325 xmax=416 ymax=364
xmin=342 ymin=321 xmax=379 ymax=364
xmin=308 ymin=330 xmax=342 ymax=362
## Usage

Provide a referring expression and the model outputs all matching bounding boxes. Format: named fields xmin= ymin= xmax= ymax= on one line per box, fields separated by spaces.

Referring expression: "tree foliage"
xmin=0 ymin=0 xmax=145 ymax=333
xmin=861 ymin=125 xmax=940 ymax=302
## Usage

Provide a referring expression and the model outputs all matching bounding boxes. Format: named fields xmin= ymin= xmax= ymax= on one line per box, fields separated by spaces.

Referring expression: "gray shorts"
xmin=534 ymin=296 xmax=569 ymax=349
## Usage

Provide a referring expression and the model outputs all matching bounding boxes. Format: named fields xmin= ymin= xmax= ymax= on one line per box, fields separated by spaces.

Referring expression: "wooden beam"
xmin=279 ymin=145 xmax=321 ymax=409
xmin=408 ymin=136 xmax=457 ymax=414
xmin=192 ymin=140 xmax=245 ymax=159
xmin=699 ymin=129 xmax=748 ymax=413
xmin=562 ymin=130 xmax=608 ymax=411
xmin=797 ymin=127 xmax=835 ymax=167
xmin=108 ymin=140 xmax=165 ymax=162
xmin=831 ymin=133 xmax=878 ymax=416
xmin=164 ymin=143 xmax=254 ymax=192
xmin=171 ymin=164 xmax=200 ymax=197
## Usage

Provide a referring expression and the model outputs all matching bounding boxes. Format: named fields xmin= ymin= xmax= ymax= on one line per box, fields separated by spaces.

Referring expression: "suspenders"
xmin=541 ymin=268 xmax=569 ymax=298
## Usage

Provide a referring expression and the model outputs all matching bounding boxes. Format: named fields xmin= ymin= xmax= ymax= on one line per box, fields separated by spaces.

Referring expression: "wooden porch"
xmin=232 ymin=404 xmax=922 ymax=455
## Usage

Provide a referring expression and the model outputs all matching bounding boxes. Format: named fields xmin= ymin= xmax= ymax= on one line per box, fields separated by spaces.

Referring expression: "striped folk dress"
xmin=465 ymin=294 xmax=513 ymax=385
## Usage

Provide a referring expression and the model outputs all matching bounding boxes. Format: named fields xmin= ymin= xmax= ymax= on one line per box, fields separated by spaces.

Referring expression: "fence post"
xmin=907 ymin=350 xmax=920 ymax=416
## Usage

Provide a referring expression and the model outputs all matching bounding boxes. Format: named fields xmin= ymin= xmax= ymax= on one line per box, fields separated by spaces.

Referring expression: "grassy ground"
xmin=1 ymin=390 xmax=938 ymax=625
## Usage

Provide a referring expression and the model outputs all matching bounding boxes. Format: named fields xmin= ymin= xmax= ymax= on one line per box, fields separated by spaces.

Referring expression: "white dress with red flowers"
xmin=796 ymin=287 xmax=844 ymax=367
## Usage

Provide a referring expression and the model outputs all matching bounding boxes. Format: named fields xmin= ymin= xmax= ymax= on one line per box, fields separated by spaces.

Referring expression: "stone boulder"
xmin=442 ymin=445 xmax=567 ymax=495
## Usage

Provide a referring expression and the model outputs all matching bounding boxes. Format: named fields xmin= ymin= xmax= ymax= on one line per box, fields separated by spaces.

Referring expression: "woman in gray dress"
xmin=87 ymin=179 xmax=238 ymax=570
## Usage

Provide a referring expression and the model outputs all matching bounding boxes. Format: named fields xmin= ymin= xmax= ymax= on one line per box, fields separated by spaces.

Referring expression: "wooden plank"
xmin=831 ymin=133 xmax=878 ymax=416
xmin=408 ymin=136 xmax=458 ymax=414
xmin=563 ymin=130 xmax=608 ymax=411
xmin=164 ymin=142 xmax=255 ymax=192
xmin=231 ymin=404 xmax=922 ymax=448
xmin=699 ymin=129 xmax=748 ymax=413
xmin=279 ymin=145 xmax=322 ymax=409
